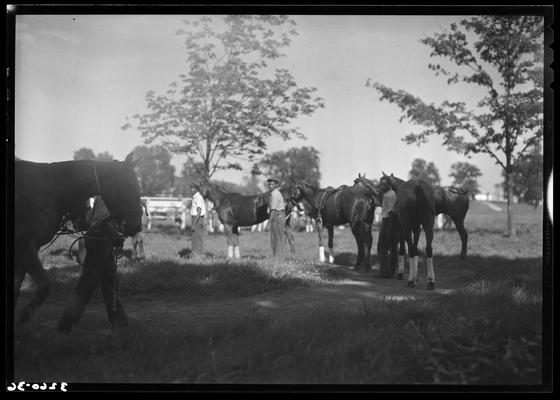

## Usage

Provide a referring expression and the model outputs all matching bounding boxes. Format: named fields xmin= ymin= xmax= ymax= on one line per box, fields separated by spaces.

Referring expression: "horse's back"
xmin=435 ymin=188 xmax=469 ymax=218
xmin=397 ymin=179 xmax=436 ymax=226
xmin=15 ymin=161 xmax=59 ymax=244
xmin=323 ymin=185 xmax=374 ymax=224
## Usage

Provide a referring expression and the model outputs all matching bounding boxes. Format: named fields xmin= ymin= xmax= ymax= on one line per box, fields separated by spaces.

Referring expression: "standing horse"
xmin=14 ymin=153 xmax=143 ymax=332
xmin=435 ymin=186 xmax=470 ymax=259
xmin=380 ymin=172 xmax=437 ymax=290
xmin=199 ymin=182 xmax=295 ymax=259
xmin=293 ymin=181 xmax=375 ymax=270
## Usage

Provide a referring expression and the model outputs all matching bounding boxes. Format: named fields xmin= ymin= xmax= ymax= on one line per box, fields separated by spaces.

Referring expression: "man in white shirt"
xmin=267 ymin=177 xmax=285 ymax=260
xmin=190 ymin=182 xmax=207 ymax=258
xmin=378 ymin=179 xmax=399 ymax=278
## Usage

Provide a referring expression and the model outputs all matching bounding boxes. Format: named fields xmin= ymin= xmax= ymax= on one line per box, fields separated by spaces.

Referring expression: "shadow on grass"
xmin=332 ymin=252 xmax=379 ymax=268
xmin=35 ymin=255 xmax=311 ymax=305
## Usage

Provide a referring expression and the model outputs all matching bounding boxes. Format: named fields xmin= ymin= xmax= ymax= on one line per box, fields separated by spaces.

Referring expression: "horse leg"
xmin=57 ymin=237 xmax=109 ymax=333
xmin=225 ymin=225 xmax=234 ymax=259
xmin=131 ymin=235 xmax=138 ymax=259
xmin=14 ymin=247 xmax=27 ymax=307
xmin=396 ymin=233 xmax=406 ymax=280
xmin=362 ymin=222 xmax=373 ymax=271
xmin=411 ymin=226 xmax=421 ymax=284
xmin=233 ymin=226 xmax=240 ymax=259
xmin=424 ymin=224 xmax=435 ymax=290
xmin=100 ymin=250 xmax=128 ymax=329
xmin=327 ymin=225 xmax=335 ymax=264
xmin=404 ymin=229 xmax=416 ymax=288
xmin=316 ymin=220 xmax=325 ymax=262
xmin=454 ymin=218 xmax=468 ymax=259
xmin=17 ymin=241 xmax=51 ymax=324
xmin=351 ymin=223 xmax=363 ymax=270
xmin=138 ymin=234 xmax=145 ymax=260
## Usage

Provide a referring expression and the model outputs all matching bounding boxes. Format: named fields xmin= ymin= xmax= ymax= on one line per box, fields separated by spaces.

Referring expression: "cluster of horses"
xmin=13 ymin=155 xmax=469 ymax=333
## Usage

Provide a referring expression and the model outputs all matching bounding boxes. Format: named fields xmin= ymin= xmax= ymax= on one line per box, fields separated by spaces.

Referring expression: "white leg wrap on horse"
xmin=427 ymin=257 xmax=435 ymax=282
xmin=408 ymin=256 xmax=416 ymax=282
xmin=328 ymin=250 xmax=334 ymax=264
xmin=234 ymin=246 xmax=240 ymax=259
xmin=398 ymin=255 xmax=405 ymax=274
xmin=319 ymin=246 xmax=325 ymax=262
xmin=409 ymin=256 xmax=419 ymax=281
xmin=227 ymin=245 xmax=233 ymax=259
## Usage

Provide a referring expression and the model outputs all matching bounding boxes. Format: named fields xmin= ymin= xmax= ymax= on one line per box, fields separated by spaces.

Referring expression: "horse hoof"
xmin=407 ymin=281 xmax=415 ymax=289
xmin=427 ymin=282 xmax=435 ymax=290
xmin=396 ymin=273 xmax=403 ymax=280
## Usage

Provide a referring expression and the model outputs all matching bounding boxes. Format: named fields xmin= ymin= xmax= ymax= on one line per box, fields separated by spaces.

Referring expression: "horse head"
xmin=292 ymin=181 xmax=312 ymax=202
xmin=96 ymin=152 xmax=143 ymax=237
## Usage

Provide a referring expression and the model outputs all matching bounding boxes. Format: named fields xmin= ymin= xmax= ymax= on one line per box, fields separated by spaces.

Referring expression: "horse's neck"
xmin=50 ymin=160 xmax=100 ymax=211
xmin=299 ymin=184 xmax=319 ymax=211
xmin=362 ymin=179 xmax=377 ymax=192
xmin=207 ymin=185 xmax=227 ymax=207
xmin=390 ymin=176 xmax=405 ymax=191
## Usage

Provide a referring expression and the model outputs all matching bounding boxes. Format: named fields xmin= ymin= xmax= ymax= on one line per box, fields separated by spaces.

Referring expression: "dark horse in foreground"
xmin=199 ymin=182 xmax=295 ymax=259
xmin=15 ymin=153 xmax=143 ymax=332
xmin=380 ymin=172 xmax=437 ymax=290
xmin=293 ymin=181 xmax=375 ymax=270
xmin=435 ymin=186 xmax=470 ymax=259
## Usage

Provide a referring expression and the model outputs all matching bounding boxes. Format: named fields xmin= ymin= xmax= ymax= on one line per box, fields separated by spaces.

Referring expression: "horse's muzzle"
xmin=117 ymin=214 xmax=142 ymax=237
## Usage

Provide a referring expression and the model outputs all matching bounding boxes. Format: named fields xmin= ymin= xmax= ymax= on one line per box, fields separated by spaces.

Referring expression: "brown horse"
xmin=293 ymin=181 xmax=375 ymax=270
xmin=380 ymin=172 xmax=437 ymax=290
xmin=435 ymin=186 xmax=470 ymax=259
xmin=355 ymin=174 xmax=470 ymax=261
xmin=14 ymin=153 xmax=142 ymax=332
xmin=199 ymin=182 xmax=295 ymax=259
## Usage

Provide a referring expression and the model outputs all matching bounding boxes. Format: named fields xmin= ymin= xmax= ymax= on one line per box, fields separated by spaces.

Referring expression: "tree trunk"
xmin=506 ymin=172 xmax=516 ymax=237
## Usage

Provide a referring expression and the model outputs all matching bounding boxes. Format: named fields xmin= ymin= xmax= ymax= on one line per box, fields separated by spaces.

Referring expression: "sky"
xmin=13 ymin=12 xmax=543 ymax=196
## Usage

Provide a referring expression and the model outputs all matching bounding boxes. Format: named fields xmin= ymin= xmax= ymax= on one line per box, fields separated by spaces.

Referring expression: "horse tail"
xmin=415 ymin=184 xmax=436 ymax=218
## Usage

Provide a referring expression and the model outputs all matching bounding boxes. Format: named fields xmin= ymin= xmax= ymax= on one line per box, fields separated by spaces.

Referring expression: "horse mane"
xmin=206 ymin=182 xmax=231 ymax=195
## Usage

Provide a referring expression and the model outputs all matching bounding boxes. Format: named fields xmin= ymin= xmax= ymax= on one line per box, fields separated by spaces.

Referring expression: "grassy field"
xmin=12 ymin=201 xmax=548 ymax=387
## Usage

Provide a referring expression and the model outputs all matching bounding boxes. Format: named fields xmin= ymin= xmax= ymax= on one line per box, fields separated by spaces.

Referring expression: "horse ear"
xmin=382 ymin=171 xmax=387 ymax=177
xmin=358 ymin=173 xmax=362 ymax=178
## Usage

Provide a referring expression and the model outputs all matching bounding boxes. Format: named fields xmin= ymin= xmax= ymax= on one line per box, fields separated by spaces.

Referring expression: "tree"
xmin=371 ymin=16 xmax=543 ymax=236
xmin=502 ymin=143 xmax=543 ymax=207
xmin=253 ymin=146 xmax=321 ymax=188
xmin=73 ymin=148 xmax=114 ymax=161
xmin=96 ymin=151 xmax=114 ymax=161
xmin=449 ymin=162 xmax=482 ymax=199
xmin=73 ymin=147 xmax=96 ymax=161
xmin=131 ymin=145 xmax=175 ymax=196
xmin=122 ymin=15 xmax=324 ymax=182
xmin=172 ymin=158 xmax=207 ymax=197
xmin=241 ymin=174 xmax=263 ymax=194
xmin=408 ymin=158 xmax=441 ymax=187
